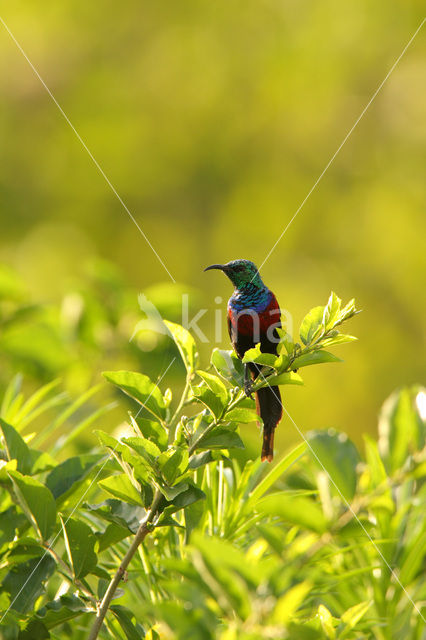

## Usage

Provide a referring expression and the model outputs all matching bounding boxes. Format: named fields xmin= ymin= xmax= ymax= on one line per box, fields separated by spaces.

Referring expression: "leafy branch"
xmin=1 ymin=284 xmax=425 ymax=640
xmin=85 ymin=292 xmax=360 ymax=637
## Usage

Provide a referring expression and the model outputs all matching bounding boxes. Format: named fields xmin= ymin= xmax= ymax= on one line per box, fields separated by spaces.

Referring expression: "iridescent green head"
xmin=204 ymin=259 xmax=264 ymax=289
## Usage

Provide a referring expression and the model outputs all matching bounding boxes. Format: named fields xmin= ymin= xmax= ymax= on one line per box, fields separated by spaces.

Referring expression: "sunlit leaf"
xmin=193 ymin=427 xmax=244 ymax=451
xmin=164 ymin=320 xmax=198 ymax=373
xmin=192 ymin=384 xmax=226 ymax=420
xmin=317 ymin=604 xmax=336 ymax=639
xmin=323 ymin=292 xmax=341 ymax=330
xmin=8 ymin=470 xmax=56 ymax=541
xmin=341 ymin=600 xmax=372 ymax=628
xmin=226 ymin=407 xmax=258 ymax=423
xmin=299 ymin=306 xmax=324 ymax=345
xmin=98 ymin=474 xmax=142 ymax=506
xmin=131 ymin=416 xmax=168 ymax=451
xmin=196 ymin=370 xmax=228 ymax=405
xmin=258 ymin=493 xmax=326 ymax=533
xmin=320 ymin=334 xmax=358 ymax=348
xmin=271 ymin=581 xmax=312 ymax=625
xmin=378 ymin=386 xmax=425 ymax=474
xmin=211 ymin=349 xmax=244 ymax=387
xmin=255 ymin=371 xmax=303 ymax=388
xmin=103 ymin=370 xmax=166 ymax=420
xmin=248 ymin=442 xmax=307 ymax=507
xmin=0 ymin=419 xmax=33 ymax=475
xmin=123 ymin=436 xmax=162 ymax=465
xmin=291 ymin=351 xmax=342 ymax=369
xmin=161 ymin=449 xmax=189 ymax=485
xmin=242 ymin=347 xmax=277 ymax=368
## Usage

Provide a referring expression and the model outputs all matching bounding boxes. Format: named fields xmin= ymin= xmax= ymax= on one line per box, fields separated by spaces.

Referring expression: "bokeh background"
xmin=0 ymin=1 xmax=424 ymax=457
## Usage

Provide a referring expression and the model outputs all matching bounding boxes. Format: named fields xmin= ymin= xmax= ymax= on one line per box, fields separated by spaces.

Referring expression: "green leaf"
xmin=272 ymin=581 xmax=312 ymax=625
xmin=211 ymin=349 xmax=244 ymax=387
xmin=95 ymin=430 xmax=131 ymax=460
xmin=18 ymin=620 xmax=50 ymax=639
xmin=255 ymin=371 xmax=303 ymax=388
xmin=258 ymin=493 xmax=327 ymax=533
xmin=378 ymin=386 xmax=425 ymax=474
xmin=4 ymin=539 xmax=46 ymax=567
xmin=157 ymin=481 xmax=189 ymax=501
xmin=317 ymin=604 xmax=336 ymax=639
xmin=226 ymin=407 xmax=259 ymax=423
xmin=110 ymin=604 xmax=146 ymax=640
xmin=277 ymin=330 xmax=295 ymax=356
xmin=161 ymin=449 xmax=189 ymax=485
xmin=2 ymin=554 xmax=55 ymax=614
xmin=190 ymin=532 xmax=253 ymax=618
xmin=320 ymin=334 xmax=358 ymax=348
xmin=196 ymin=370 xmax=228 ymax=405
xmin=184 ymin=499 xmax=205 ymax=539
xmin=98 ymin=474 xmax=142 ymax=506
xmin=0 ymin=419 xmax=33 ymax=475
xmin=338 ymin=298 xmax=358 ymax=324
xmin=191 ymin=383 xmax=226 ymax=420
xmin=45 ymin=454 xmax=105 ymax=502
xmin=240 ymin=343 xmax=261 ymax=363
xmin=156 ymin=515 xmax=184 ymax=528
xmin=291 ymin=350 xmax=342 ymax=369
xmin=0 ymin=505 xmax=26 ymax=552
xmin=188 ymin=450 xmax=214 ymax=469
xmin=323 ymin=292 xmax=341 ymax=330
xmin=194 ymin=427 xmax=245 ymax=450
xmin=341 ymin=600 xmax=372 ymax=629
xmin=308 ymin=430 xmax=360 ymax=502
xmin=122 ymin=436 xmax=161 ymax=465
xmin=399 ymin=530 xmax=426 ymax=585
xmin=35 ymin=594 xmax=90 ymax=630
xmin=162 ymin=484 xmax=206 ymax=517
xmin=247 ymin=442 xmax=307 ymax=508
xmin=131 ymin=416 xmax=168 ymax=451
xmin=8 ymin=471 xmax=56 ymax=541
xmin=299 ymin=306 xmax=324 ymax=345
xmin=95 ymin=522 xmax=131 ymax=552
xmin=164 ymin=320 xmax=198 ymax=373
xmin=84 ymin=500 xmax=146 ymax=534
xmin=242 ymin=346 xmax=277 ymax=368
xmin=61 ymin=517 xmax=97 ymax=579
xmin=103 ymin=370 xmax=166 ymax=420
xmin=1 ymin=373 xmax=23 ymax=419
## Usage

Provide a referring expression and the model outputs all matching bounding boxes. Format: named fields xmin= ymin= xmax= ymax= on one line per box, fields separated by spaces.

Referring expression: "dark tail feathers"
xmin=255 ymin=385 xmax=282 ymax=462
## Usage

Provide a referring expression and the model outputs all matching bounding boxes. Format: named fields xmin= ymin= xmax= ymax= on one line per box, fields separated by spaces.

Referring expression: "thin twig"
xmin=87 ymin=489 xmax=163 ymax=640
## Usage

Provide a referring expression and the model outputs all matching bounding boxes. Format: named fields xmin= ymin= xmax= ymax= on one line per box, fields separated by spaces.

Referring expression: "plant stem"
xmin=188 ymin=390 xmax=245 ymax=455
xmin=87 ymin=488 xmax=163 ymax=640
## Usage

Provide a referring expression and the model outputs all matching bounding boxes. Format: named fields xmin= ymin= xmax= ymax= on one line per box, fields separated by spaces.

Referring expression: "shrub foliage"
xmin=0 ymin=293 xmax=424 ymax=639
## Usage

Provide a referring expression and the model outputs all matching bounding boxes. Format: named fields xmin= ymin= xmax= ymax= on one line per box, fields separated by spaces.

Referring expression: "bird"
xmin=204 ymin=259 xmax=282 ymax=461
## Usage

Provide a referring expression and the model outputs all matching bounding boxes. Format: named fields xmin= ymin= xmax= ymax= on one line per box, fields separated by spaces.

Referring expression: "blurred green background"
xmin=0 ymin=1 xmax=424 ymax=456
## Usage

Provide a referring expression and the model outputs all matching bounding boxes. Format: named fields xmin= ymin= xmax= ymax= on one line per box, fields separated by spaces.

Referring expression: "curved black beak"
xmin=204 ymin=264 xmax=225 ymax=272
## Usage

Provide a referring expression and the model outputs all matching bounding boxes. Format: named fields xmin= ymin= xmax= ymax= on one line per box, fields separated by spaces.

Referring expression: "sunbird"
xmin=205 ymin=259 xmax=282 ymax=461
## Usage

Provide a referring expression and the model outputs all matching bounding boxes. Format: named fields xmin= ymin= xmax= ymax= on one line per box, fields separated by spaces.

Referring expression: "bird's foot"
xmin=244 ymin=380 xmax=254 ymax=398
